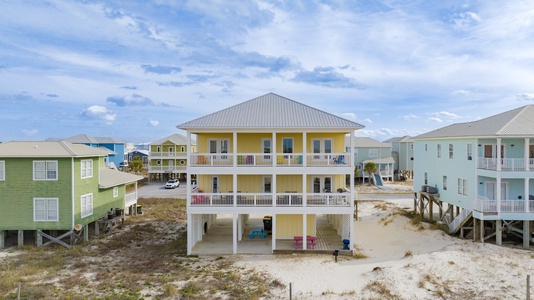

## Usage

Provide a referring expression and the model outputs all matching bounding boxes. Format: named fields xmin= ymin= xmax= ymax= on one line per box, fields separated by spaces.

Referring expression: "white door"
xmin=312 ymin=177 xmax=333 ymax=193
xmin=485 ymin=182 xmax=508 ymax=200
xmin=211 ymin=176 xmax=219 ymax=193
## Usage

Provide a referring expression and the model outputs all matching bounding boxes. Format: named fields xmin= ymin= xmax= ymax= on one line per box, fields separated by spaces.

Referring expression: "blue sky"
xmin=1 ymin=1 xmax=534 ymax=144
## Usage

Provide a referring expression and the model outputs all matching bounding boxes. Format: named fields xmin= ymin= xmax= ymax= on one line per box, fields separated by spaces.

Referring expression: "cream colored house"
xmin=177 ymin=93 xmax=364 ymax=254
xmin=148 ymin=134 xmax=194 ymax=182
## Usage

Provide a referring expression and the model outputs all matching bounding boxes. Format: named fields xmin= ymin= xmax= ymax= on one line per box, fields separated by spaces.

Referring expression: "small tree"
xmin=363 ymin=162 xmax=378 ymax=186
xmin=129 ymin=157 xmax=144 ymax=174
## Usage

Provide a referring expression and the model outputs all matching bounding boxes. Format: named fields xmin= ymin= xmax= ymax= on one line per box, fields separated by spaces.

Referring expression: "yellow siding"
xmin=276 ymin=134 xmax=303 ymax=152
xmin=277 ymin=175 xmax=302 ymax=192
xmin=307 ymin=133 xmax=345 ymax=152
xmin=236 ymin=175 xmax=264 ymax=192
xmin=197 ymin=174 xmax=233 ymax=192
xmin=275 ymin=214 xmax=316 ymax=239
xmin=196 ymin=133 xmax=233 ymax=153
xmin=237 ymin=133 xmax=271 ymax=152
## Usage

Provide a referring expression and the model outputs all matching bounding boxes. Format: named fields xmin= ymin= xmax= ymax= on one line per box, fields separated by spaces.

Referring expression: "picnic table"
xmin=249 ymin=226 xmax=266 ymax=239
xmin=97 ymin=215 xmax=124 ymax=234
xmin=293 ymin=236 xmax=317 ymax=249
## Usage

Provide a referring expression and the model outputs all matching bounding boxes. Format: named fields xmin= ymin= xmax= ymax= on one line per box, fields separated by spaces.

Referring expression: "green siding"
xmin=0 ymin=157 xmax=73 ymax=230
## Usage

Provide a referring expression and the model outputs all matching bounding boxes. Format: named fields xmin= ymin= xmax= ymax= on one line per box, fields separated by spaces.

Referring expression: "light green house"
xmin=0 ymin=141 xmax=143 ymax=248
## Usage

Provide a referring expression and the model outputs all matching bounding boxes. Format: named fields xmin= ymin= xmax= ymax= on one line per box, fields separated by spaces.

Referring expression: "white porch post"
xmin=496 ymin=175 xmax=501 ymax=215
xmin=0 ymin=230 xmax=4 ymax=249
xmin=272 ymin=174 xmax=277 ymax=208
xmin=302 ymin=213 xmax=307 ymax=250
xmin=272 ymin=132 xmax=277 ymax=167
xmin=233 ymin=131 xmax=237 ymax=168
xmin=233 ymin=173 xmax=237 ymax=208
xmin=187 ymin=213 xmax=192 ymax=255
xmin=496 ymin=138 xmax=502 ymax=171
xmin=525 ymin=178 xmax=529 ymax=213
xmin=237 ymin=214 xmax=242 ymax=242
xmin=302 ymin=172 xmax=307 ymax=208
xmin=496 ymin=220 xmax=502 ymax=246
xmin=271 ymin=214 xmax=277 ymax=253
xmin=302 ymin=131 xmax=307 ymax=167
xmin=232 ymin=213 xmax=238 ymax=254
xmin=186 ymin=131 xmax=192 ymax=210
xmin=525 ymin=138 xmax=530 ymax=171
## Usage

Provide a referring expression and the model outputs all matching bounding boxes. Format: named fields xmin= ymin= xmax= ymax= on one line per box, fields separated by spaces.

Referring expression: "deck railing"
xmin=190 ymin=192 xmax=351 ymax=207
xmin=149 ymin=152 xmax=187 ymax=158
xmin=477 ymin=157 xmax=534 ymax=171
xmin=148 ymin=166 xmax=187 ymax=172
xmin=125 ymin=191 xmax=138 ymax=207
xmin=190 ymin=153 xmax=350 ymax=167
xmin=476 ymin=197 xmax=533 ymax=213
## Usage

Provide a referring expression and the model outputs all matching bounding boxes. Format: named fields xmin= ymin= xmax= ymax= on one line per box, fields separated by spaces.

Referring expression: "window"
xmin=262 ymin=139 xmax=271 ymax=159
xmin=156 ymin=146 xmax=161 ymax=152
xmin=467 ymin=144 xmax=473 ymax=160
xmin=424 ymin=172 xmax=428 ymax=185
xmin=263 ymin=176 xmax=272 ymax=193
xmin=81 ymin=159 xmax=93 ymax=178
xmin=33 ymin=161 xmax=58 ymax=180
xmin=282 ymin=138 xmax=293 ymax=154
xmin=209 ymin=139 xmax=229 ymax=159
xmin=0 ymin=161 xmax=4 ymax=180
xmin=425 ymin=144 xmax=428 ymax=152
xmin=369 ymin=149 xmax=379 ymax=157
xmin=81 ymin=193 xmax=93 ymax=218
xmin=181 ymin=146 xmax=185 ymax=152
xmin=113 ymin=187 xmax=118 ymax=197
xmin=34 ymin=198 xmax=58 ymax=221
xmin=443 ymin=176 xmax=447 ymax=191
xmin=437 ymin=144 xmax=441 ymax=158
xmin=312 ymin=139 xmax=332 ymax=159
xmin=180 ymin=160 xmax=185 ymax=165
xmin=449 ymin=144 xmax=454 ymax=159
xmin=458 ymin=178 xmax=467 ymax=195
xmin=410 ymin=143 xmax=414 ymax=150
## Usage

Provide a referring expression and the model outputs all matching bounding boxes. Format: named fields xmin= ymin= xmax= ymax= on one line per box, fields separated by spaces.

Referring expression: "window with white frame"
xmin=0 ymin=161 xmax=4 ymax=180
xmin=81 ymin=193 xmax=93 ymax=218
xmin=113 ymin=187 xmax=118 ymax=197
xmin=449 ymin=144 xmax=454 ymax=159
xmin=467 ymin=144 xmax=473 ymax=160
xmin=33 ymin=161 xmax=58 ymax=180
xmin=34 ymin=198 xmax=58 ymax=221
xmin=81 ymin=159 xmax=93 ymax=178
xmin=425 ymin=144 xmax=428 ymax=152
xmin=437 ymin=144 xmax=441 ymax=158
xmin=458 ymin=178 xmax=467 ymax=195
xmin=443 ymin=176 xmax=447 ymax=190
xmin=369 ymin=149 xmax=379 ymax=157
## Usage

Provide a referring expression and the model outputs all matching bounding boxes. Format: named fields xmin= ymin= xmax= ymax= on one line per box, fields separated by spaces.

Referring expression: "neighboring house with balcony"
xmin=413 ymin=105 xmax=534 ymax=248
xmin=384 ymin=135 xmax=414 ymax=179
xmin=346 ymin=136 xmax=394 ymax=183
xmin=148 ymin=134 xmax=195 ymax=182
xmin=64 ymin=134 xmax=126 ymax=169
xmin=0 ymin=141 xmax=143 ymax=249
xmin=177 ymin=93 xmax=364 ymax=255
xmin=127 ymin=149 xmax=149 ymax=167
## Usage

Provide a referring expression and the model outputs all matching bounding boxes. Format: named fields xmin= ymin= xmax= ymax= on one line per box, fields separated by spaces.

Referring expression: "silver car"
xmin=165 ymin=179 xmax=180 ymax=189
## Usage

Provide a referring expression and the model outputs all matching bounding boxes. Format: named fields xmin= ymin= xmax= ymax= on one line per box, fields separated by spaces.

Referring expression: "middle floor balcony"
xmin=478 ymin=157 xmax=534 ymax=171
xmin=190 ymin=192 xmax=351 ymax=207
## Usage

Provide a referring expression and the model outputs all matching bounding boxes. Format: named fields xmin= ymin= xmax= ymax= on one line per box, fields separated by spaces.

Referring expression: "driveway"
xmin=137 ymin=182 xmax=186 ymax=198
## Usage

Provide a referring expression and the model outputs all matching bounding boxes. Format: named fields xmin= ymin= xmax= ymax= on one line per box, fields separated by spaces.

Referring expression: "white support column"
xmin=95 ymin=221 xmax=100 ymax=236
xmin=496 ymin=176 xmax=501 ymax=215
xmin=186 ymin=131 xmax=192 ymax=210
xmin=524 ymin=221 xmax=530 ymax=248
xmin=349 ymin=212 xmax=354 ymax=251
xmin=302 ymin=172 xmax=307 ymax=208
xmin=350 ymin=131 xmax=355 ymax=166
xmin=302 ymin=213 xmax=307 ymax=250
xmin=0 ymin=230 xmax=4 ymax=249
xmin=237 ymin=214 xmax=242 ymax=242
xmin=525 ymin=138 xmax=530 ymax=171
xmin=272 ymin=132 xmax=277 ymax=167
xmin=36 ymin=231 xmax=42 ymax=246
xmin=272 ymin=174 xmax=277 ymax=208
xmin=84 ymin=224 xmax=89 ymax=241
xmin=233 ymin=131 xmax=237 ymax=168
xmin=496 ymin=220 xmax=502 ymax=245
xmin=497 ymin=138 xmax=502 ymax=171
xmin=233 ymin=214 xmax=238 ymax=254
xmin=480 ymin=218 xmax=485 ymax=243
xmin=233 ymin=173 xmax=237 ymax=208
xmin=302 ymin=131 xmax=307 ymax=167
xmin=187 ymin=213 xmax=193 ymax=255
xmin=525 ymin=178 xmax=530 ymax=213
xmin=271 ymin=214 xmax=277 ymax=253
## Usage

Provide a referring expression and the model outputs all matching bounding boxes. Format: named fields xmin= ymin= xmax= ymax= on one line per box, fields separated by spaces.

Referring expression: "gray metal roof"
xmin=99 ymin=168 xmax=143 ymax=188
xmin=0 ymin=141 xmax=110 ymax=157
xmin=414 ymin=105 xmax=534 ymax=140
xmin=65 ymin=134 xmax=124 ymax=144
xmin=383 ymin=136 xmax=413 ymax=143
xmin=151 ymin=134 xmax=189 ymax=145
xmin=362 ymin=157 xmax=395 ymax=164
xmin=177 ymin=93 xmax=365 ymax=130
xmin=348 ymin=136 xmax=392 ymax=148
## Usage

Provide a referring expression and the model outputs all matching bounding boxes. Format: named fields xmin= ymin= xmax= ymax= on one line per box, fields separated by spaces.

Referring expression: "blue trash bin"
xmin=342 ymin=239 xmax=350 ymax=250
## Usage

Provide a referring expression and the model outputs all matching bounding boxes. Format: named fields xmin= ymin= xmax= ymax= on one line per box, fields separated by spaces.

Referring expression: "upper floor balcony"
xmin=477 ymin=157 xmax=534 ymax=171
xmin=148 ymin=165 xmax=187 ymax=173
xmin=190 ymin=192 xmax=351 ymax=208
xmin=476 ymin=196 xmax=534 ymax=214
xmin=190 ymin=153 xmax=350 ymax=167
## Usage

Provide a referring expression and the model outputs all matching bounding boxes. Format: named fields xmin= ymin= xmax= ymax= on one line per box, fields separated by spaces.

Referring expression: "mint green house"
xmin=0 ymin=141 xmax=143 ymax=248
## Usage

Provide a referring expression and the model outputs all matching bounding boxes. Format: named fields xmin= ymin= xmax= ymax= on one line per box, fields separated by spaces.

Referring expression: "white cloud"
xmin=80 ymin=105 xmax=116 ymax=124
xmin=452 ymin=89 xmax=470 ymax=96
xmin=22 ymin=129 xmax=38 ymax=136
xmin=339 ymin=112 xmax=356 ymax=121
xmin=362 ymin=118 xmax=372 ymax=124
xmin=428 ymin=117 xmax=443 ymax=123
xmin=517 ymin=93 xmax=534 ymax=102
xmin=149 ymin=119 xmax=159 ymax=127
xmin=401 ymin=114 xmax=418 ymax=121
xmin=428 ymin=111 xmax=460 ymax=120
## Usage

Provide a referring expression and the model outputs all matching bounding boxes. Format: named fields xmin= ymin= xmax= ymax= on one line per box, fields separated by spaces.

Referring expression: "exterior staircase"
xmin=449 ymin=209 xmax=473 ymax=234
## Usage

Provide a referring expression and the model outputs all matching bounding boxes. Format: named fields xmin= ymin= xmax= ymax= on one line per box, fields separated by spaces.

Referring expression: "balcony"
xmin=125 ymin=191 xmax=138 ymax=207
xmin=149 ymin=152 xmax=187 ymax=158
xmin=148 ymin=166 xmax=187 ymax=172
xmin=190 ymin=153 xmax=350 ymax=167
xmin=476 ymin=197 xmax=534 ymax=213
xmin=190 ymin=192 xmax=351 ymax=207
xmin=477 ymin=157 xmax=534 ymax=171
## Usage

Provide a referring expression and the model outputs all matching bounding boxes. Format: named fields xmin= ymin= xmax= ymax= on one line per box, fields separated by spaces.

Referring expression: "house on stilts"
xmin=413 ymin=105 xmax=534 ymax=248
xmin=177 ymin=93 xmax=364 ymax=255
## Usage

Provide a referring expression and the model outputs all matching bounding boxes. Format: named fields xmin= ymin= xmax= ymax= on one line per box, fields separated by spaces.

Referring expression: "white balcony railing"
xmin=125 ymin=191 xmax=138 ymax=207
xmin=148 ymin=166 xmax=187 ymax=172
xmin=190 ymin=153 xmax=351 ymax=167
xmin=190 ymin=192 xmax=351 ymax=207
xmin=477 ymin=157 xmax=534 ymax=171
xmin=476 ymin=197 xmax=533 ymax=213
xmin=149 ymin=152 xmax=187 ymax=158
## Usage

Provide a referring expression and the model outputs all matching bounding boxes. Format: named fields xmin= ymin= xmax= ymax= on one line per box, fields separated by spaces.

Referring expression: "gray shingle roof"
xmin=65 ymin=134 xmax=124 ymax=144
xmin=151 ymin=134 xmax=189 ymax=145
xmin=383 ymin=136 xmax=413 ymax=143
xmin=99 ymin=168 xmax=143 ymax=188
xmin=350 ymin=137 xmax=392 ymax=148
xmin=0 ymin=141 xmax=109 ymax=157
xmin=177 ymin=93 xmax=365 ymax=130
xmin=414 ymin=105 xmax=534 ymax=139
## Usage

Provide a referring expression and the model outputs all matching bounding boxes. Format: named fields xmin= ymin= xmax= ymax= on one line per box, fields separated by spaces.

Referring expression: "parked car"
xmin=165 ymin=179 xmax=180 ymax=189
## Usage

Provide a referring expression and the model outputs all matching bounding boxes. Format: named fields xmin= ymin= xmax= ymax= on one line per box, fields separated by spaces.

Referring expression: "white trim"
xmin=0 ymin=161 xmax=4 ymax=181
xmin=113 ymin=186 xmax=119 ymax=197
xmin=33 ymin=197 xmax=59 ymax=221
xmin=33 ymin=160 xmax=58 ymax=181
xmin=81 ymin=159 xmax=93 ymax=178
xmin=81 ymin=193 xmax=94 ymax=218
